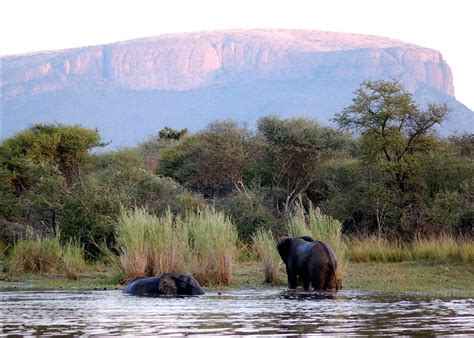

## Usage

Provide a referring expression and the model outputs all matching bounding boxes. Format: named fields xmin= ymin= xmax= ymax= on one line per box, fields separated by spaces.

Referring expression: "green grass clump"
xmin=252 ymin=228 xmax=283 ymax=284
xmin=186 ymin=207 xmax=238 ymax=286
xmin=10 ymin=232 xmax=85 ymax=279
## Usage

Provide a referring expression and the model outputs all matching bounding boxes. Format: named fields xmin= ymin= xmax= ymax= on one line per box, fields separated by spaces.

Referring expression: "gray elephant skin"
xmin=277 ymin=236 xmax=339 ymax=291
xmin=123 ymin=272 xmax=205 ymax=297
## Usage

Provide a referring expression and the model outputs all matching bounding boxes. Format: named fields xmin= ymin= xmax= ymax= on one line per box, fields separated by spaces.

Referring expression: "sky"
xmin=1 ymin=0 xmax=473 ymax=109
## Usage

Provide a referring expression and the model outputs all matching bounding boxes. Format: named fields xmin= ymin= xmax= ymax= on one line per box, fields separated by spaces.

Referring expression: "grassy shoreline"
xmin=2 ymin=260 xmax=473 ymax=297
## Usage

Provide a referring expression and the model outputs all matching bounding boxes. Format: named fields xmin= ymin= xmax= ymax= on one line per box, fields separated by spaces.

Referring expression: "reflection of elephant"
xmin=277 ymin=236 xmax=339 ymax=291
xmin=123 ymin=273 xmax=205 ymax=297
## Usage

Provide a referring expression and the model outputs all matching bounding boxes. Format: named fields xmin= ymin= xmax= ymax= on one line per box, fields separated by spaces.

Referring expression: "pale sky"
xmin=1 ymin=0 xmax=473 ymax=109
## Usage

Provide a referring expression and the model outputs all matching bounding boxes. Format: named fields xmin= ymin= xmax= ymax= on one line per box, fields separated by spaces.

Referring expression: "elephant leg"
xmin=302 ymin=277 xmax=310 ymax=291
xmin=310 ymin=266 xmax=325 ymax=290
xmin=287 ymin=267 xmax=298 ymax=290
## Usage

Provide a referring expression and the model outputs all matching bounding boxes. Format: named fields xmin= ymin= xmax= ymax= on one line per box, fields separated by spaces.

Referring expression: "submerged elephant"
xmin=123 ymin=273 xmax=205 ymax=297
xmin=277 ymin=236 xmax=339 ymax=291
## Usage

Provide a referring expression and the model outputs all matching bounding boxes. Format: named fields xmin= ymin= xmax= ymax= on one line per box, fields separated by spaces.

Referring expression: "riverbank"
xmin=1 ymin=260 xmax=473 ymax=297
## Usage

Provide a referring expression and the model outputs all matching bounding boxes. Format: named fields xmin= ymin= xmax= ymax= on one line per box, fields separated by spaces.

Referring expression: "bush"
xmin=252 ymin=228 xmax=283 ymax=284
xmin=217 ymin=189 xmax=279 ymax=242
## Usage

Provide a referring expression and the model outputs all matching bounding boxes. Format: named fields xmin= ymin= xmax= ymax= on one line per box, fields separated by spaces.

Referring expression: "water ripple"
xmin=1 ymin=289 xmax=473 ymax=335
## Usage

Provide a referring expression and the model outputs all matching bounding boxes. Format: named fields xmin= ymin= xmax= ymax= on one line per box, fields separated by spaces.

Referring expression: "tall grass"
xmin=252 ymin=228 xmax=283 ymax=284
xmin=114 ymin=208 xmax=188 ymax=278
xmin=287 ymin=203 xmax=348 ymax=282
xmin=10 ymin=231 xmax=85 ymax=278
xmin=347 ymin=236 xmax=474 ymax=263
xmin=186 ymin=208 xmax=238 ymax=286
xmin=113 ymin=206 xmax=238 ymax=286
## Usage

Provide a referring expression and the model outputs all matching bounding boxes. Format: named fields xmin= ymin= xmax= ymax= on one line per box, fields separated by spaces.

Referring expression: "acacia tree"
xmin=334 ymin=80 xmax=449 ymax=237
xmin=258 ymin=116 xmax=348 ymax=214
xmin=0 ymin=123 xmax=104 ymax=233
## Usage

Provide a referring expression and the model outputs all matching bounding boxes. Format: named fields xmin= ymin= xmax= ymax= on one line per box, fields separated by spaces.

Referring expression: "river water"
xmin=1 ymin=289 xmax=473 ymax=335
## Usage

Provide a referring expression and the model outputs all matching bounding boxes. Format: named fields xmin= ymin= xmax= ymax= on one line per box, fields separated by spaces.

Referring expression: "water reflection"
xmin=1 ymin=289 xmax=473 ymax=335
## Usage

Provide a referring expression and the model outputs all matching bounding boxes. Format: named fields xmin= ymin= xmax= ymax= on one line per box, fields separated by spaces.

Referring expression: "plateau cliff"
xmin=2 ymin=29 xmax=472 ymax=146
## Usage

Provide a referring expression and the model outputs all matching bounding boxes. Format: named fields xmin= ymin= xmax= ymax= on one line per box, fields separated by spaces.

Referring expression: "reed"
xmin=252 ymin=228 xmax=283 ymax=284
xmin=114 ymin=207 xmax=188 ymax=278
xmin=186 ymin=207 xmax=238 ymax=286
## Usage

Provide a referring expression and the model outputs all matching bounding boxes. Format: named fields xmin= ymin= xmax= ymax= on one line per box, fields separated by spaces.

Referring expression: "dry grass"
xmin=346 ymin=235 xmax=474 ymax=263
xmin=113 ymin=207 xmax=238 ymax=286
xmin=10 ymin=232 xmax=85 ymax=279
xmin=252 ymin=228 xmax=283 ymax=284
xmin=113 ymin=208 xmax=188 ymax=278
xmin=186 ymin=208 xmax=238 ymax=286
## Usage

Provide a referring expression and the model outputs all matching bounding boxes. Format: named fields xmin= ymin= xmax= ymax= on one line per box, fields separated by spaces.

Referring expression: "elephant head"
xmin=158 ymin=273 xmax=204 ymax=296
xmin=277 ymin=235 xmax=315 ymax=264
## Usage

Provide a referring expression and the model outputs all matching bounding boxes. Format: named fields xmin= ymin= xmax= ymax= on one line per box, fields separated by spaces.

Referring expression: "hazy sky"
xmin=2 ymin=0 xmax=473 ymax=109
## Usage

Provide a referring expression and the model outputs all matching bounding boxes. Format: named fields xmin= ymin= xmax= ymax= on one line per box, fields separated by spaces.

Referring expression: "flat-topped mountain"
xmin=2 ymin=29 xmax=472 ymax=146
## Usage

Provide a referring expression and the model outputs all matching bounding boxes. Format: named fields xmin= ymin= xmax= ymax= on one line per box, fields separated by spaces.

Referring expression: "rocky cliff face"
xmin=2 ymin=29 xmax=454 ymax=97
xmin=2 ymin=30 xmax=470 ymax=147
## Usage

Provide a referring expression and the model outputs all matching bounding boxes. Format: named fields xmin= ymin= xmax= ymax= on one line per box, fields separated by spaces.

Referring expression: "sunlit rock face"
xmin=2 ymin=29 xmax=470 ymax=147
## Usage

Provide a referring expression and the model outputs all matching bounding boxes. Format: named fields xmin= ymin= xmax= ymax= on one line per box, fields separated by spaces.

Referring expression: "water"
xmin=1 ymin=289 xmax=473 ymax=335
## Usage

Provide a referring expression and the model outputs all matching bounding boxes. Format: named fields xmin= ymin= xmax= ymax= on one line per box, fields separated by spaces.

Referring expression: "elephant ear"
xmin=276 ymin=236 xmax=291 ymax=264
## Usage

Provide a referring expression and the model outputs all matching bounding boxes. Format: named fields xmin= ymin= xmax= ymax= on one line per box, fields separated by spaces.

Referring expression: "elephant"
xmin=277 ymin=236 xmax=339 ymax=291
xmin=123 ymin=272 xmax=205 ymax=297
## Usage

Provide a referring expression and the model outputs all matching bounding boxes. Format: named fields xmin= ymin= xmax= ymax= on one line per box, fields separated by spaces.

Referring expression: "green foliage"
xmin=217 ymin=188 xmax=280 ymax=242
xmin=334 ymin=80 xmax=450 ymax=238
xmin=258 ymin=116 xmax=350 ymax=213
xmin=158 ymin=121 xmax=253 ymax=197
xmin=0 ymin=123 xmax=104 ymax=238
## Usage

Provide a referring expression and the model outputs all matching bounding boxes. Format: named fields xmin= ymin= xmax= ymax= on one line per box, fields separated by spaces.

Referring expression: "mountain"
xmin=2 ymin=29 xmax=472 ymax=147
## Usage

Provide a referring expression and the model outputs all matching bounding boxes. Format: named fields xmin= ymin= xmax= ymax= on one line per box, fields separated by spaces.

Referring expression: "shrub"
xmin=217 ymin=189 xmax=278 ymax=242
xmin=252 ymin=228 xmax=283 ymax=284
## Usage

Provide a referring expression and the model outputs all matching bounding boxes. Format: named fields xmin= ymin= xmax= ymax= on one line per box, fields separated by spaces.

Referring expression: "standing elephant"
xmin=277 ymin=236 xmax=339 ymax=291
xmin=123 ymin=273 xmax=205 ymax=297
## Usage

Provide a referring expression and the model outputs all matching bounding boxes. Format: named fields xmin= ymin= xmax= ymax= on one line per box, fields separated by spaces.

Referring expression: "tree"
xmin=0 ymin=123 xmax=104 ymax=233
xmin=258 ymin=116 xmax=349 ymax=214
xmin=334 ymin=80 xmax=449 ymax=238
xmin=158 ymin=121 xmax=254 ymax=197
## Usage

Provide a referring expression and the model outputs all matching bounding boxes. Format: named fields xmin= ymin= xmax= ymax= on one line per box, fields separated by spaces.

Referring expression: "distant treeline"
xmin=1 ymin=80 xmax=472 ymax=259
